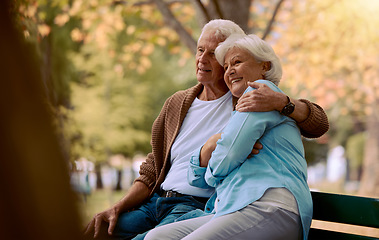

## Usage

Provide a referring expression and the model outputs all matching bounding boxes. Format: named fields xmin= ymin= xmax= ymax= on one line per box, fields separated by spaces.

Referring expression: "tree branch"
xmin=262 ymin=0 xmax=285 ymax=40
xmin=193 ymin=0 xmax=211 ymax=23
xmin=152 ymin=0 xmax=197 ymax=54
xmin=112 ymin=0 xmax=190 ymax=7
xmin=210 ymin=0 xmax=224 ymax=19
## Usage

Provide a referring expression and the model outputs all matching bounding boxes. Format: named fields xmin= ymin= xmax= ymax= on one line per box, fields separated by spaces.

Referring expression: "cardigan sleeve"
xmin=297 ymin=99 xmax=329 ymax=139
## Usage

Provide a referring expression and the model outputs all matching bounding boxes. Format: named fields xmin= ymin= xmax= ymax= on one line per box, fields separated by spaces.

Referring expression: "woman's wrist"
xmin=200 ymin=145 xmax=211 ymax=167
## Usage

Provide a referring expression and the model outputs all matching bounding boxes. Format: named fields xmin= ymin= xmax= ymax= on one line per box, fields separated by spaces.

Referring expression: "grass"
xmin=77 ymin=189 xmax=126 ymax=228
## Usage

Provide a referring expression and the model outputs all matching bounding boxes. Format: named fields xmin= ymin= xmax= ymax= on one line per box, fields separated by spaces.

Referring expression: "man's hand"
xmin=84 ymin=207 xmax=119 ymax=239
xmin=249 ymin=142 xmax=263 ymax=158
xmin=236 ymin=81 xmax=287 ymax=112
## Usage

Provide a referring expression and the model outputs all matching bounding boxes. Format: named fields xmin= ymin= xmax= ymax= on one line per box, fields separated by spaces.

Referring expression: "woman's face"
xmin=223 ymin=47 xmax=268 ymax=98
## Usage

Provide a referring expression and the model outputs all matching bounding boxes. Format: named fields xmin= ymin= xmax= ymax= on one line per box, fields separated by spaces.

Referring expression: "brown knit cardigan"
xmin=136 ymin=83 xmax=329 ymax=197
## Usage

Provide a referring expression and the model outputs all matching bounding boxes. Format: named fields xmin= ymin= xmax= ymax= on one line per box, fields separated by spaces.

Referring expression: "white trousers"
xmin=145 ymin=201 xmax=302 ymax=240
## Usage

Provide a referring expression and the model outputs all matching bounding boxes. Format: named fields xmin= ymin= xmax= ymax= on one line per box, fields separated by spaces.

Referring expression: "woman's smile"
xmin=231 ymin=78 xmax=243 ymax=84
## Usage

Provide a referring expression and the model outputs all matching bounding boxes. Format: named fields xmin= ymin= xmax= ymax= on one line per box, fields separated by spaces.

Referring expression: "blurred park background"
xmin=2 ymin=0 xmax=379 ymax=238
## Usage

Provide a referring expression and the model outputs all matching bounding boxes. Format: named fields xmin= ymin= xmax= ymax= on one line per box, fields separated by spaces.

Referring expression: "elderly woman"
xmin=145 ymin=33 xmax=312 ymax=240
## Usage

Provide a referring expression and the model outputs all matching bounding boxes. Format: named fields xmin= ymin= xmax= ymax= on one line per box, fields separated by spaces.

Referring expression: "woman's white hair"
xmin=198 ymin=19 xmax=245 ymax=43
xmin=215 ymin=33 xmax=282 ymax=85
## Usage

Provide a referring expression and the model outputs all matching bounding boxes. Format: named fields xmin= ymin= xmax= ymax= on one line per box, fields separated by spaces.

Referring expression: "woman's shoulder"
xmin=256 ymin=79 xmax=276 ymax=86
xmin=245 ymin=79 xmax=282 ymax=94
xmin=257 ymin=79 xmax=281 ymax=91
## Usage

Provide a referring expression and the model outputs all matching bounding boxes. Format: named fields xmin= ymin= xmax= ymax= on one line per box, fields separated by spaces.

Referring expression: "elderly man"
xmin=84 ymin=19 xmax=328 ymax=240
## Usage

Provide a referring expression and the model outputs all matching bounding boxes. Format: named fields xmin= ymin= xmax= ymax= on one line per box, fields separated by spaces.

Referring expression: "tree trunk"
xmin=209 ymin=0 xmax=251 ymax=32
xmin=154 ymin=0 xmax=252 ymax=54
xmin=153 ymin=0 xmax=197 ymax=54
xmin=96 ymin=164 xmax=103 ymax=189
xmin=359 ymin=99 xmax=379 ymax=197
xmin=192 ymin=0 xmax=252 ymax=31
xmin=114 ymin=169 xmax=123 ymax=191
xmin=0 ymin=1 xmax=82 ymax=238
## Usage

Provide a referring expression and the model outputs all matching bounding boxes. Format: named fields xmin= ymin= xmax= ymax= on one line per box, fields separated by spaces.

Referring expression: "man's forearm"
xmin=270 ymin=91 xmax=309 ymax=123
xmin=286 ymin=97 xmax=310 ymax=123
xmin=114 ymin=181 xmax=150 ymax=213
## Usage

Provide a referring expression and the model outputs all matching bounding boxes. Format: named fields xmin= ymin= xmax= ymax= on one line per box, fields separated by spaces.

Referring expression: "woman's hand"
xmin=200 ymin=133 xmax=222 ymax=167
xmin=200 ymin=133 xmax=263 ymax=167
xmin=249 ymin=142 xmax=263 ymax=158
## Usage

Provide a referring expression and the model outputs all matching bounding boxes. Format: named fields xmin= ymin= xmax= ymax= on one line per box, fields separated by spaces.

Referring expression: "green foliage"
xmin=303 ymin=139 xmax=328 ymax=165
xmin=16 ymin=0 xmax=196 ymax=163
xmin=23 ymin=0 xmax=379 ymax=167
xmin=274 ymin=0 xmax=379 ymax=151
xmin=346 ymin=132 xmax=366 ymax=170
xmin=64 ymin=11 xmax=194 ymax=162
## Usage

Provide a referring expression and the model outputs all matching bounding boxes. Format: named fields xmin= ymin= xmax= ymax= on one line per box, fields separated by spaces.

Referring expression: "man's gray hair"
xmin=215 ymin=33 xmax=282 ymax=85
xmin=198 ymin=19 xmax=245 ymax=43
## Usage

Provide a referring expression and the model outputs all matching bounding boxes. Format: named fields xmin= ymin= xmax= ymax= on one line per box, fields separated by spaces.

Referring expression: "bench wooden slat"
xmin=311 ymin=191 xmax=379 ymax=228
xmin=309 ymin=228 xmax=378 ymax=240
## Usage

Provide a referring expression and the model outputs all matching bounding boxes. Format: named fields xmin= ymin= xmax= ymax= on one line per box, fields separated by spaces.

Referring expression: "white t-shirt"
xmin=161 ymin=91 xmax=233 ymax=197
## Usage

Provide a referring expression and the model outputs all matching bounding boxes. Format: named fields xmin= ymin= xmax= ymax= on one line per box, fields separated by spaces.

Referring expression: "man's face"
xmin=196 ymin=31 xmax=225 ymax=87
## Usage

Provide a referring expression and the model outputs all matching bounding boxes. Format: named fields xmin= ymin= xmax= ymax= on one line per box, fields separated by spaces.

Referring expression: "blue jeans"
xmin=112 ymin=193 xmax=207 ymax=240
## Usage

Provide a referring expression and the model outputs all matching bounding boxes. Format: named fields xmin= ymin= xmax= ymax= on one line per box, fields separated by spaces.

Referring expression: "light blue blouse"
xmin=188 ymin=80 xmax=313 ymax=239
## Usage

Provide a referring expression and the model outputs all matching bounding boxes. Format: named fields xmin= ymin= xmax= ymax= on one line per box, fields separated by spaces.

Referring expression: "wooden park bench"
xmin=309 ymin=191 xmax=379 ymax=240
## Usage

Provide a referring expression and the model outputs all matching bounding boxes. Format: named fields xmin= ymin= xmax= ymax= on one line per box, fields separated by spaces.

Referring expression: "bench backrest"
xmin=309 ymin=191 xmax=379 ymax=240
